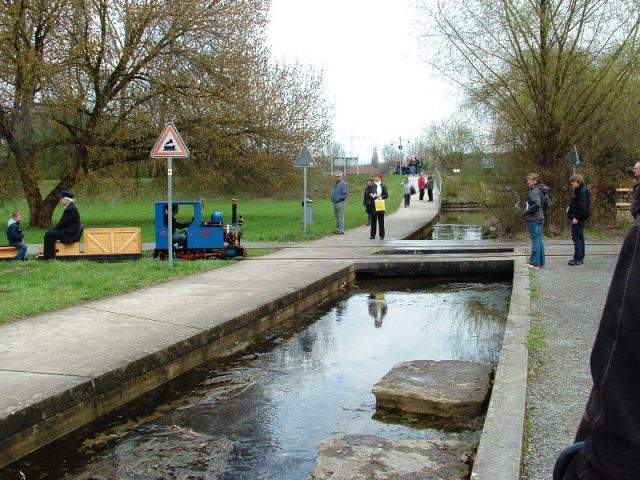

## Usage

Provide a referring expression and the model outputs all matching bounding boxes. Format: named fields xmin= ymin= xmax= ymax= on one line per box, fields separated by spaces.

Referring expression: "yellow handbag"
xmin=374 ymin=199 xmax=385 ymax=211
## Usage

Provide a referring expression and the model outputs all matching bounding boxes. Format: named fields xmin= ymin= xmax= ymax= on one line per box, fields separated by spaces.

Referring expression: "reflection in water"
xmin=368 ymin=292 xmax=388 ymax=328
xmin=9 ymin=278 xmax=510 ymax=480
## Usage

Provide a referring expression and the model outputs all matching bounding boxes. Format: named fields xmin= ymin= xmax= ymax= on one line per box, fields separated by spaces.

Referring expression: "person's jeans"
xmin=403 ymin=194 xmax=411 ymax=207
xmin=10 ymin=242 xmax=27 ymax=260
xmin=571 ymin=221 xmax=586 ymax=261
xmin=334 ymin=201 xmax=345 ymax=232
xmin=527 ymin=220 xmax=544 ymax=266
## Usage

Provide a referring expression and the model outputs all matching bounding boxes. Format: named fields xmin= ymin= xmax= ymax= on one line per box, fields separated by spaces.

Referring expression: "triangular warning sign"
xmin=294 ymin=146 xmax=317 ymax=167
xmin=151 ymin=123 xmax=190 ymax=158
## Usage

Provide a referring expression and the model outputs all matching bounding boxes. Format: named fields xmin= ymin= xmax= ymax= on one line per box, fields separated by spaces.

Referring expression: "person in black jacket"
xmin=366 ymin=175 xmax=389 ymax=240
xmin=567 ymin=174 xmax=590 ymax=266
xmin=6 ymin=210 xmax=27 ymax=260
xmin=363 ymin=179 xmax=374 ymax=225
xmin=557 ymin=224 xmax=640 ymax=480
xmin=42 ymin=191 xmax=82 ymax=259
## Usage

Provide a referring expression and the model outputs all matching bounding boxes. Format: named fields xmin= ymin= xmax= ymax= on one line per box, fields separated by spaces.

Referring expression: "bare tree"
xmin=419 ymin=0 xmax=640 ymax=209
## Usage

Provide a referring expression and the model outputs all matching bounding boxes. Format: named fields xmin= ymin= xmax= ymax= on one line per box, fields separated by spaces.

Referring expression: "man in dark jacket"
xmin=42 ymin=191 xmax=82 ymax=259
xmin=567 ymin=174 xmax=590 ymax=266
xmin=559 ymin=224 xmax=640 ymax=480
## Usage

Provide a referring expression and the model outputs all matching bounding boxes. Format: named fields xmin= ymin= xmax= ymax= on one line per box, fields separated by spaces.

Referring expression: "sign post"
xmin=571 ymin=144 xmax=580 ymax=176
xmin=294 ymin=146 xmax=317 ymax=234
xmin=151 ymin=122 xmax=190 ymax=267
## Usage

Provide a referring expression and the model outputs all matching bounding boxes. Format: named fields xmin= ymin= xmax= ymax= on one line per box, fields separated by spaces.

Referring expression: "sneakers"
xmin=526 ymin=264 xmax=540 ymax=269
xmin=568 ymin=259 xmax=584 ymax=266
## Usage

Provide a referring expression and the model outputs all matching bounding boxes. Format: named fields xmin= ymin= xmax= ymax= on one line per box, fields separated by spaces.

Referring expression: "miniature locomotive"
xmin=153 ymin=199 xmax=246 ymax=260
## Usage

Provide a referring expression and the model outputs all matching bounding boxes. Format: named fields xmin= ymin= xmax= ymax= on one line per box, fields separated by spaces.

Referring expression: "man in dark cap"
xmin=42 ymin=191 xmax=82 ymax=259
xmin=557 ymin=223 xmax=640 ymax=479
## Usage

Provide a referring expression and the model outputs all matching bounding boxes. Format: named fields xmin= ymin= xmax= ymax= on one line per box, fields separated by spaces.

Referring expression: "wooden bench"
xmin=0 ymin=245 xmax=19 ymax=259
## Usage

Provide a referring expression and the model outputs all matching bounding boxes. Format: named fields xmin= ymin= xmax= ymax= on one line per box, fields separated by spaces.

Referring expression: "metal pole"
xmin=303 ymin=166 xmax=308 ymax=234
xmin=167 ymin=157 xmax=173 ymax=268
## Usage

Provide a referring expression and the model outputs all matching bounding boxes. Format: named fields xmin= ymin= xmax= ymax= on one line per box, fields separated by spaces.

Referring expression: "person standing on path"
xmin=367 ymin=174 xmax=388 ymax=240
xmin=418 ymin=173 xmax=426 ymax=201
xmin=557 ymin=224 xmax=640 ymax=480
xmin=401 ymin=177 xmax=413 ymax=208
xmin=331 ymin=171 xmax=348 ymax=234
xmin=567 ymin=174 xmax=590 ymax=266
xmin=630 ymin=161 xmax=640 ymax=224
xmin=363 ymin=178 xmax=374 ymax=225
xmin=426 ymin=173 xmax=434 ymax=202
xmin=524 ymin=173 xmax=548 ymax=269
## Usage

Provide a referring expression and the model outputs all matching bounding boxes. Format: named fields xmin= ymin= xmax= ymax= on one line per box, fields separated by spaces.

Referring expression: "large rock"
xmin=372 ymin=360 xmax=493 ymax=418
xmin=309 ymin=434 xmax=473 ymax=480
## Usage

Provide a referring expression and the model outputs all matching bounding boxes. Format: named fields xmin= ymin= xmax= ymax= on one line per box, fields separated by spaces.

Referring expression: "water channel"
xmin=428 ymin=210 xmax=494 ymax=241
xmin=5 ymin=276 xmax=511 ymax=479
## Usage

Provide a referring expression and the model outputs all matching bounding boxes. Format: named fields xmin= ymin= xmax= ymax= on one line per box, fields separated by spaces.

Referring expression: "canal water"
xmin=429 ymin=210 xmax=494 ymax=240
xmin=5 ymin=277 xmax=510 ymax=479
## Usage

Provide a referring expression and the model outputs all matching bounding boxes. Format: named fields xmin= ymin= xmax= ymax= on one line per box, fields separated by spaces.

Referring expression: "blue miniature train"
xmin=153 ymin=199 xmax=246 ymax=260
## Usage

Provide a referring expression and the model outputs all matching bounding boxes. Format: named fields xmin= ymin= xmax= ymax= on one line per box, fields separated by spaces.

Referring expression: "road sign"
xmin=151 ymin=123 xmax=190 ymax=158
xmin=294 ymin=146 xmax=317 ymax=167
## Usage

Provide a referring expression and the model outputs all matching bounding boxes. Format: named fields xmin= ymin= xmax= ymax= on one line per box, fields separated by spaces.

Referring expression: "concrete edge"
xmin=471 ymin=260 xmax=530 ymax=479
xmin=0 ymin=266 xmax=356 ymax=467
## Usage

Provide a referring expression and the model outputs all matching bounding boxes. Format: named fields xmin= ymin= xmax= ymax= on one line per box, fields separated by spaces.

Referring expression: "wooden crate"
xmin=0 ymin=245 xmax=19 ymax=259
xmin=37 ymin=242 xmax=81 ymax=256
xmin=84 ymin=227 xmax=141 ymax=255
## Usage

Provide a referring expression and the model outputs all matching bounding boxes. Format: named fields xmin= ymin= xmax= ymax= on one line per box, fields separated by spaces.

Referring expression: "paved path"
xmin=521 ymin=241 xmax=622 ymax=480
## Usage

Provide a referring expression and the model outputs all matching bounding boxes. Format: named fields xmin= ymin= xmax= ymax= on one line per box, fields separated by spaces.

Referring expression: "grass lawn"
xmin=0 ymin=175 xmax=404 ymax=324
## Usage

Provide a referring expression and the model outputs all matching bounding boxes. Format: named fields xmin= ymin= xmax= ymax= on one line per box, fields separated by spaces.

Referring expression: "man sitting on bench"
xmin=42 ymin=191 xmax=82 ymax=259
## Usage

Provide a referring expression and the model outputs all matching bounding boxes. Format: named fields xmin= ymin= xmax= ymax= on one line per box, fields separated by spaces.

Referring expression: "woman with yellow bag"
xmin=366 ymin=174 xmax=389 ymax=240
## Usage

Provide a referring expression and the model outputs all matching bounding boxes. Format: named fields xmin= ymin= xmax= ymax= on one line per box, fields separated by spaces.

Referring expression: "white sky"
xmin=267 ymin=0 xmax=460 ymax=163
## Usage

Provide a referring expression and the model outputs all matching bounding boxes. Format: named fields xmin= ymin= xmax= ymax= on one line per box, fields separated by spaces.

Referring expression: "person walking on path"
xmin=363 ymin=179 xmax=374 ymax=226
xmin=630 ymin=161 xmax=640 ymax=224
xmin=426 ymin=173 xmax=434 ymax=202
xmin=367 ymin=174 xmax=388 ymax=240
xmin=331 ymin=171 xmax=348 ymax=234
xmin=418 ymin=173 xmax=426 ymax=201
xmin=567 ymin=174 xmax=590 ymax=266
xmin=401 ymin=177 xmax=413 ymax=208
xmin=42 ymin=191 xmax=82 ymax=259
xmin=555 ymin=224 xmax=640 ymax=480
xmin=6 ymin=210 xmax=27 ymax=260
xmin=524 ymin=173 xmax=548 ymax=269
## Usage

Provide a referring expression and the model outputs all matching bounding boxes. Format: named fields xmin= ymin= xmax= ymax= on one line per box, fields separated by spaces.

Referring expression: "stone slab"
xmin=310 ymin=434 xmax=473 ymax=480
xmin=373 ymin=360 xmax=493 ymax=418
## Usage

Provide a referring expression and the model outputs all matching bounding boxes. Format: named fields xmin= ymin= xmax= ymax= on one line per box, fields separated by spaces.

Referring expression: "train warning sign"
xmin=151 ymin=123 xmax=190 ymax=158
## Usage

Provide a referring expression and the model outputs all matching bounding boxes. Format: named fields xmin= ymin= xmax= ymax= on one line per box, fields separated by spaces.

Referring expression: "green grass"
xmin=0 ymin=256 xmax=227 ymax=323
xmin=0 ymin=175 xmax=405 ymax=324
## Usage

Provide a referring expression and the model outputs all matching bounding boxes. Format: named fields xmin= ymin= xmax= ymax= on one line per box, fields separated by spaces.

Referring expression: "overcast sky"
xmin=267 ymin=0 xmax=460 ymax=163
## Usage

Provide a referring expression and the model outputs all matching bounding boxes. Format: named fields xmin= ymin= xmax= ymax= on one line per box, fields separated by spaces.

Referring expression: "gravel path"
xmin=521 ymin=249 xmax=621 ymax=479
